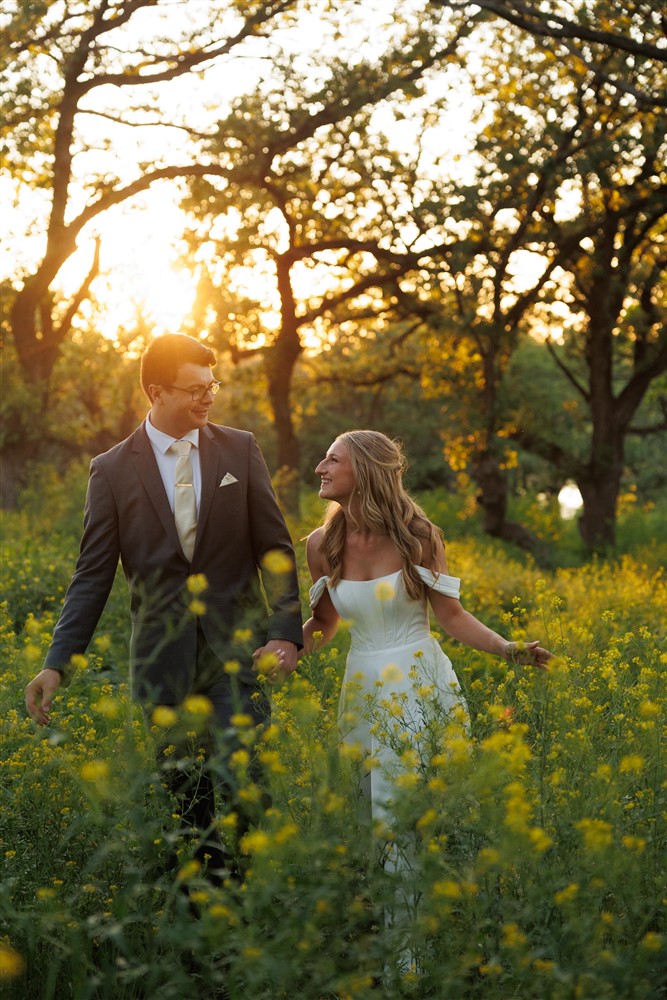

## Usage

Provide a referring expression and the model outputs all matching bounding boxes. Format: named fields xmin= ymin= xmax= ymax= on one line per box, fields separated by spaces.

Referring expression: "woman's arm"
xmin=301 ymin=530 xmax=341 ymax=655
xmin=423 ymin=534 xmax=552 ymax=667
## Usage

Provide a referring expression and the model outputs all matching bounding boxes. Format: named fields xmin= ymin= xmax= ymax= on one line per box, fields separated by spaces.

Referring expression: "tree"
xmin=393 ymin=1 xmax=666 ymax=553
xmin=432 ymin=0 xmax=667 ymax=108
xmin=180 ymin=2 xmax=481 ymax=510
xmin=513 ymin=111 xmax=667 ymax=550
xmin=2 ymin=0 xmax=346 ymax=502
xmin=2 ymin=0 xmax=304 ymax=390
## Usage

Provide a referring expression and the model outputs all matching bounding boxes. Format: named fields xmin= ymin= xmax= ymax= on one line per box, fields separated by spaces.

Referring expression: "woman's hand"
xmin=253 ymin=640 xmax=298 ymax=682
xmin=505 ymin=640 xmax=553 ymax=670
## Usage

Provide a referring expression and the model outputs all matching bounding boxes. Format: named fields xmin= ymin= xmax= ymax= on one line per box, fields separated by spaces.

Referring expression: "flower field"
xmin=1 ymin=499 xmax=665 ymax=999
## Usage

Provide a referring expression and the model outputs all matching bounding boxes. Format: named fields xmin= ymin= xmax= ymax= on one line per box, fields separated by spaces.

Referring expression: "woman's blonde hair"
xmin=320 ymin=430 xmax=442 ymax=599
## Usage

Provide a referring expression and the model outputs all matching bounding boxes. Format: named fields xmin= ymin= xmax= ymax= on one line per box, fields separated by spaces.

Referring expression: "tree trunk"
xmin=575 ymin=459 xmax=623 ymax=552
xmin=266 ymin=255 xmax=303 ymax=517
xmin=11 ymin=283 xmax=62 ymax=387
xmin=472 ymin=449 xmax=551 ymax=563
xmin=267 ymin=373 xmax=301 ymax=517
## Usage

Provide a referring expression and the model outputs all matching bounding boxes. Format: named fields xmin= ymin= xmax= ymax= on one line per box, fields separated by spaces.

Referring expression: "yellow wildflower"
xmin=433 ymin=880 xmax=462 ymax=899
xmin=554 ymin=883 xmax=579 ymax=906
xmin=80 ymin=760 xmax=110 ymax=782
xmin=231 ymin=713 xmax=254 ymax=728
xmin=641 ymin=932 xmax=663 ymax=951
xmin=0 ymin=942 xmax=24 ymax=980
xmin=619 ymin=754 xmax=644 ymax=774
xmin=380 ymin=663 xmax=403 ymax=683
xmin=576 ymin=818 xmax=613 ymax=852
xmin=241 ymin=830 xmax=271 ymax=854
xmin=176 ymin=860 xmax=201 ymax=882
xmin=152 ymin=705 xmax=178 ymax=728
xmin=261 ymin=550 xmax=293 ymax=574
xmin=186 ymin=574 xmax=208 ymax=594
xmin=183 ymin=695 xmax=213 ymax=716
xmin=233 ymin=628 xmax=253 ymax=645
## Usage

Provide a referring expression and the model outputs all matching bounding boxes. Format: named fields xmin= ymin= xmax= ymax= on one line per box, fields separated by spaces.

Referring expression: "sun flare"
xmin=57 ymin=189 xmax=199 ymax=341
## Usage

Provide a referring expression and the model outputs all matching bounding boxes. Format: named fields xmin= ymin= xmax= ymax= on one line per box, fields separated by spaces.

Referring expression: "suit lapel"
xmin=195 ymin=425 xmax=223 ymax=551
xmin=132 ymin=425 xmax=182 ymax=551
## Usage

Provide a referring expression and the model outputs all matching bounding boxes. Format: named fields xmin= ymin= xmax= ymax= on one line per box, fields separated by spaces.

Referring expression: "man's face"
xmin=149 ymin=362 xmax=217 ymax=438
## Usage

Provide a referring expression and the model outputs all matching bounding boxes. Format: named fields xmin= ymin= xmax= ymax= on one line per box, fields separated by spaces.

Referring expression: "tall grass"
xmin=1 ymin=475 xmax=665 ymax=998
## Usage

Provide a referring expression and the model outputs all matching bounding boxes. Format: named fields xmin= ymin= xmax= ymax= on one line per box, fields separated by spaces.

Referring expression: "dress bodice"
xmin=309 ymin=567 xmax=460 ymax=654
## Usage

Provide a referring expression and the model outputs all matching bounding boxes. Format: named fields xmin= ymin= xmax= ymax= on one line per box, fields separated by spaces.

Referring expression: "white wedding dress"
xmin=309 ymin=566 xmax=466 ymax=815
xmin=310 ymin=566 xmax=467 ymax=966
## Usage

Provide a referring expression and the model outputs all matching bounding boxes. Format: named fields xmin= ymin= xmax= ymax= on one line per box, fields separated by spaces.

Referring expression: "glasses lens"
xmin=193 ymin=382 xmax=220 ymax=401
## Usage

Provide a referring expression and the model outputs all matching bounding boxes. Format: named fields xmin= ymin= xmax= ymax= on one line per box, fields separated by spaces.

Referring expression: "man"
xmin=25 ymin=333 xmax=303 ymax=878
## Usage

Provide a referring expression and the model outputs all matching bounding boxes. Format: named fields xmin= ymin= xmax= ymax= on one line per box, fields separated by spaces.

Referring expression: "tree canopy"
xmin=1 ymin=0 xmax=665 ymax=550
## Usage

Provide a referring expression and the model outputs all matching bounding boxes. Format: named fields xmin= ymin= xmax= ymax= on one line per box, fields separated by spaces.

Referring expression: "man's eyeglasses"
xmin=164 ymin=381 xmax=221 ymax=402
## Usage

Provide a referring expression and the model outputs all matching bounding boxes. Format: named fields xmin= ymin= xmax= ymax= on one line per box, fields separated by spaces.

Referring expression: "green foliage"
xmin=1 ymin=488 xmax=666 ymax=998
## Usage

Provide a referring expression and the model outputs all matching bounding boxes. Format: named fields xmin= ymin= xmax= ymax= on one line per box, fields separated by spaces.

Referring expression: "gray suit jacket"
xmin=44 ymin=422 xmax=303 ymax=703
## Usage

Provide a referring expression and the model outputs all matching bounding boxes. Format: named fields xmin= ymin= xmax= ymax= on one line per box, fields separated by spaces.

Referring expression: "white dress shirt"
xmin=144 ymin=417 xmax=202 ymax=514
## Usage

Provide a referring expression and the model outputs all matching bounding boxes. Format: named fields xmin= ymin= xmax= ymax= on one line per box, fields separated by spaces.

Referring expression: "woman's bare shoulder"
xmin=306 ymin=526 xmax=325 ymax=550
xmin=306 ymin=527 xmax=328 ymax=576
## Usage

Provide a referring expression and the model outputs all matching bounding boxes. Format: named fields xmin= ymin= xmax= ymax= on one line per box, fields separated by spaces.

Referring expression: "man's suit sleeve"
xmin=43 ymin=458 xmax=121 ymax=684
xmin=246 ymin=436 xmax=303 ymax=649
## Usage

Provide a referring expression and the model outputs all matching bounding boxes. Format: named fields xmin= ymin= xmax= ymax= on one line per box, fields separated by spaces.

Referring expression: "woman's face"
xmin=315 ymin=439 xmax=356 ymax=503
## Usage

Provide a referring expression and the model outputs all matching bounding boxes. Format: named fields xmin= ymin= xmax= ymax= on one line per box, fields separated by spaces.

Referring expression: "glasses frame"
xmin=163 ymin=381 xmax=221 ymax=402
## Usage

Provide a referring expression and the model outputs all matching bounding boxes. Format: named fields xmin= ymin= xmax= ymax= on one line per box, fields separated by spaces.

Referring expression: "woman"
xmin=303 ymin=430 xmax=552 ymax=808
xmin=303 ymin=430 xmax=552 ymax=971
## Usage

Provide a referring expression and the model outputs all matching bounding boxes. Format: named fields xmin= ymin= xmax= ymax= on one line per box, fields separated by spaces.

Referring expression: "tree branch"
xmin=77 ymin=107 xmax=218 ymax=139
xmin=55 ymin=237 xmax=101 ymax=345
xmin=436 ymin=0 xmax=667 ymax=62
xmin=545 ymin=337 xmax=590 ymax=401
xmin=74 ymin=0 xmax=299 ymax=98
xmin=432 ymin=0 xmax=667 ymax=107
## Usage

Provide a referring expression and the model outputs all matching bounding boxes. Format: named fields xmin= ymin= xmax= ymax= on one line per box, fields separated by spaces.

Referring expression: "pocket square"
xmin=219 ymin=473 xmax=238 ymax=487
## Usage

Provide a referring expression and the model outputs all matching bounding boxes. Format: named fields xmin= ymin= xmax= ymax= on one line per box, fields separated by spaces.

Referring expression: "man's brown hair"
xmin=140 ymin=334 xmax=217 ymax=399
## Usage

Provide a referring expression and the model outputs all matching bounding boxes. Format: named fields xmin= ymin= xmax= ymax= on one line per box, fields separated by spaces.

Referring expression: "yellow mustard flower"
xmin=0 ymin=942 xmax=24 ymax=980
xmin=240 ymin=830 xmax=271 ymax=854
xmin=619 ymin=753 xmax=644 ymax=774
xmin=182 ymin=694 xmax=213 ymax=717
xmin=380 ymin=663 xmax=404 ymax=683
xmin=375 ymin=580 xmax=395 ymax=601
xmin=233 ymin=628 xmax=253 ymax=645
xmin=554 ymin=883 xmax=579 ymax=906
xmin=152 ymin=705 xmax=178 ymax=728
xmin=186 ymin=573 xmax=208 ymax=594
xmin=261 ymin=550 xmax=293 ymax=574
xmin=80 ymin=760 xmax=110 ymax=782
xmin=176 ymin=860 xmax=201 ymax=882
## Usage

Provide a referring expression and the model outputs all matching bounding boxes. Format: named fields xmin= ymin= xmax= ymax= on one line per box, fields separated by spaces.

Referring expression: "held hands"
xmin=25 ymin=667 xmax=62 ymax=726
xmin=252 ymin=639 xmax=298 ymax=683
xmin=505 ymin=640 xmax=553 ymax=670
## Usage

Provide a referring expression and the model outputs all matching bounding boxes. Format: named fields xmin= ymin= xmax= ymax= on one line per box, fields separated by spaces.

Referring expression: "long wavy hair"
xmin=320 ymin=430 xmax=443 ymax=599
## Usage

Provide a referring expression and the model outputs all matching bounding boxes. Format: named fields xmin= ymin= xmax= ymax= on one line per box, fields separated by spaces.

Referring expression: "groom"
xmin=25 ymin=333 xmax=303 ymax=876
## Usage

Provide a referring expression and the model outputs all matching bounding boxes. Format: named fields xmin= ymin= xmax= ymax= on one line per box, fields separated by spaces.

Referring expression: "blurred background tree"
xmin=1 ymin=0 xmax=664 ymax=553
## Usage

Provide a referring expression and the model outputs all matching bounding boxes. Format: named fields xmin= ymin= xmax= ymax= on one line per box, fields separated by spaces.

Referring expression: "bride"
xmin=301 ymin=430 xmax=552 ymax=968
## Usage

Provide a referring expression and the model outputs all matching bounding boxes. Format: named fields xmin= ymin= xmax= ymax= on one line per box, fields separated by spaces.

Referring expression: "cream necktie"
xmin=170 ymin=440 xmax=197 ymax=561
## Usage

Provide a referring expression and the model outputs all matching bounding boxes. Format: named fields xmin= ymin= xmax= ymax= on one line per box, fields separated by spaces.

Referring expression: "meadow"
xmin=1 ymin=471 xmax=665 ymax=999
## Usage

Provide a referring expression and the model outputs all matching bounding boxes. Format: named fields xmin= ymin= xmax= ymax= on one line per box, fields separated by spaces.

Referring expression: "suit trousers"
xmin=156 ymin=624 xmax=271 ymax=884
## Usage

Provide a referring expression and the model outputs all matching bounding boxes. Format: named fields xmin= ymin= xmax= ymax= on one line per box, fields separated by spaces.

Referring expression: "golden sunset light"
xmin=2 ymin=3 xmax=666 ymax=995
xmin=60 ymin=190 xmax=199 ymax=340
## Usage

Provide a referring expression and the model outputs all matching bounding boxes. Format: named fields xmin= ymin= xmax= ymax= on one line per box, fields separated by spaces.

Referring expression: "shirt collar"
xmin=144 ymin=416 xmax=199 ymax=455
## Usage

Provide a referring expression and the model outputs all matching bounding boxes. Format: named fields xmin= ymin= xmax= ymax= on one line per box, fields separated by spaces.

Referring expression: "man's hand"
xmin=25 ymin=668 xmax=62 ymax=725
xmin=252 ymin=640 xmax=299 ymax=683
